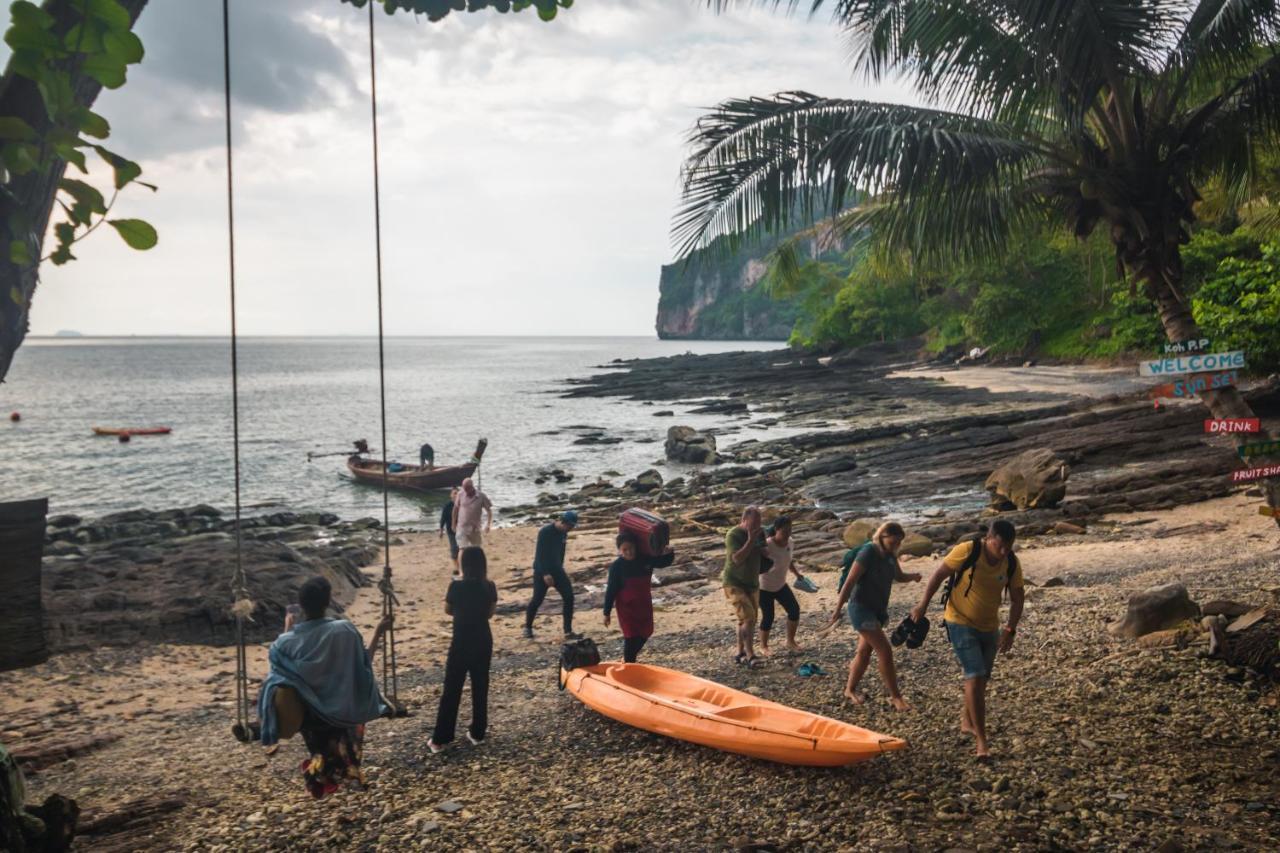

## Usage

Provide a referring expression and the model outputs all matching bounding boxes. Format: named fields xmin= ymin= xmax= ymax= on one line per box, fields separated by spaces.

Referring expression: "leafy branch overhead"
xmin=2 ymin=0 xmax=153 ymax=267
xmin=340 ymin=0 xmax=574 ymax=22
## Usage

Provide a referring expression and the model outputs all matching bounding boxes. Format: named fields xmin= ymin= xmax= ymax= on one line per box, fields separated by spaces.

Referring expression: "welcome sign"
xmin=1138 ymin=350 xmax=1246 ymax=377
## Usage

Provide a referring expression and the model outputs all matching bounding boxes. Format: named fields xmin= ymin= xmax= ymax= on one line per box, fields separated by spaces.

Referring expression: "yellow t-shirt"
xmin=942 ymin=541 xmax=1023 ymax=632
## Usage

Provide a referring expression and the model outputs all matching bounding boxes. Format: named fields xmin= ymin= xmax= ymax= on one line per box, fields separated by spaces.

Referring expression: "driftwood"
xmin=12 ymin=733 xmax=122 ymax=773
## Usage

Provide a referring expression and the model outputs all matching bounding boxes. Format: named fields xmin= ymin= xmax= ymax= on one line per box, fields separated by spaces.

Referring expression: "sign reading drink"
xmin=1232 ymin=464 xmax=1280 ymax=483
xmin=1239 ymin=439 xmax=1280 ymax=459
xmin=1138 ymin=350 xmax=1246 ymax=377
xmin=1205 ymin=418 xmax=1261 ymax=434
xmin=1164 ymin=338 xmax=1211 ymax=354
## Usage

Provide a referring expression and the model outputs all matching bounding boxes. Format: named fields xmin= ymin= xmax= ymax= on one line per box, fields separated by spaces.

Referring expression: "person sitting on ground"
xmin=909 ymin=520 xmax=1025 ymax=761
xmin=758 ymin=516 xmax=805 ymax=656
xmin=452 ymin=477 xmax=493 ymax=550
xmin=429 ymin=546 xmax=498 ymax=753
xmin=723 ymin=506 xmax=766 ymax=669
xmin=829 ymin=522 xmax=921 ymax=711
xmin=257 ymin=576 xmax=390 ymax=799
xmin=439 ymin=486 xmax=460 ymax=570
xmin=523 ymin=510 xmax=581 ymax=640
xmin=419 ymin=442 xmax=435 ymax=469
xmin=603 ymin=531 xmax=676 ymax=662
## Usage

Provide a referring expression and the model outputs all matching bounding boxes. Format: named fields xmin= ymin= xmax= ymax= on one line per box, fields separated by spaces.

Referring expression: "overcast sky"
xmin=24 ymin=0 xmax=905 ymax=337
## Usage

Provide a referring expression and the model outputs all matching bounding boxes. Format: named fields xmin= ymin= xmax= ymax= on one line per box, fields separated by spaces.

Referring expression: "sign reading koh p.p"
xmin=1164 ymin=338 xmax=1211 ymax=355
xmin=1138 ymin=350 xmax=1246 ymax=377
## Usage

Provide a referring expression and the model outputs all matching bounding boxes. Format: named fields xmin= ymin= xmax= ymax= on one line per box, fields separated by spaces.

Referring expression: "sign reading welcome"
xmin=1138 ymin=350 xmax=1246 ymax=377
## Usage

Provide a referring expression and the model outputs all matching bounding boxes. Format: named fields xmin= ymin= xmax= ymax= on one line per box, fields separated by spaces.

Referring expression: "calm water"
xmin=1 ymin=337 xmax=782 ymax=526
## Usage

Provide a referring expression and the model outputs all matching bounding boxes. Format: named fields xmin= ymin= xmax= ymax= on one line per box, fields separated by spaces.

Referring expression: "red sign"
xmin=1261 ymin=506 xmax=1280 ymax=518
xmin=1232 ymin=464 xmax=1280 ymax=483
xmin=1205 ymin=418 xmax=1262 ymax=434
xmin=1148 ymin=370 xmax=1238 ymax=399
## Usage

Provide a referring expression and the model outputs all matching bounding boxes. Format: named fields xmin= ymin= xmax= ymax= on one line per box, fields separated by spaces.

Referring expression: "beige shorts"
xmin=457 ymin=527 xmax=483 ymax=549
xmin=723 ymin=585 xmax=759 ymax=626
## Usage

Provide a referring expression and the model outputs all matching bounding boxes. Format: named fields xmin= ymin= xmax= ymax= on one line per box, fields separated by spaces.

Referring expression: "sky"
xmin=23 ymin=0 xmax=908 ymax=337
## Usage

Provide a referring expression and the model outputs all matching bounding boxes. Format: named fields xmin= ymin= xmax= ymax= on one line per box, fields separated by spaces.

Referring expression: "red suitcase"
xmin=618 ymin=508 xmax=670 ymax=558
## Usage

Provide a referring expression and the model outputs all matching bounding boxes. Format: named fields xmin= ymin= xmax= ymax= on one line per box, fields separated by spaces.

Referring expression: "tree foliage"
xmin=341 ymin=0 xmax=573 ymax=22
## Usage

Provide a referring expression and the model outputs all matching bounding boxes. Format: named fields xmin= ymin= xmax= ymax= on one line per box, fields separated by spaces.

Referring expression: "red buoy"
xmin=118 ymin=433 xmax=131 ymax=443
xmin=8 ymin=412 xmax=18 ymax=422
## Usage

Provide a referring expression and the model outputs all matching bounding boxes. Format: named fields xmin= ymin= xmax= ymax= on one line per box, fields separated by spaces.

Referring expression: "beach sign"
xmin=1205 ymin=418 xmax=1261 ymax=434
xmin=1238 ymin=439 xmax=1280 ymax=459
xmin=1163 ymin=338 xmax=1211 ymax=355
xmin=1148 ymin=369 xmax=1239 ymax=400
xmin=1138 ymin=350 xmax=1245 ymax=377
xmin=1232 ymin=463 xmax=1280 ymax=483
xmin=1261 ymin=505 xmax=1280 ymax=518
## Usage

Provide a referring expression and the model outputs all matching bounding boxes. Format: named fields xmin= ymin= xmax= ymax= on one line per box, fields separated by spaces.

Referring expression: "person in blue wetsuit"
xmin=523 ymin=510 xmax=580 ymax=640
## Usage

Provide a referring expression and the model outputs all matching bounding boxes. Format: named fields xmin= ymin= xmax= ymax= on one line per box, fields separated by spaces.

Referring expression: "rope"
xmin=366 ymin=0 xmax=400 ymax=708
xmin=220 ymin=0 xmax=253 ymax=736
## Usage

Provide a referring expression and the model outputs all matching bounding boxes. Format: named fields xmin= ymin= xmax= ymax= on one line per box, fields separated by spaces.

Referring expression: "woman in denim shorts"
xmin=828 ymin=522 xmax=921 ymax=709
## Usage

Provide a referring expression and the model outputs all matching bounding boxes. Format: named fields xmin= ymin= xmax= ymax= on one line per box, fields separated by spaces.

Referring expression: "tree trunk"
xmin=1146 ymin=265 xmax=1280 ymax=523
xmin=0 ymin=0 xmax=150 ymax=384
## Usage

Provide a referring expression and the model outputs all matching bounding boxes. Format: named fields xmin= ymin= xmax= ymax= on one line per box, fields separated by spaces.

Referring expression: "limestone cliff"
xmin=655 ymin=228 xmax=842 ymax=341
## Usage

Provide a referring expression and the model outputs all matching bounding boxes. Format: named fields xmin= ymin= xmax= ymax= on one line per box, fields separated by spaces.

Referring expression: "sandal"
xmin=734 ymin=653 xmax=748 ymax=666
xmin=744 ymin=656 xmax=764 ymax=670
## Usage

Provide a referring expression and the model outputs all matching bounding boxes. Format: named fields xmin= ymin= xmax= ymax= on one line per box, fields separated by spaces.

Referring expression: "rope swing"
xmin=223 ymin=0 xmax=404 ymax=742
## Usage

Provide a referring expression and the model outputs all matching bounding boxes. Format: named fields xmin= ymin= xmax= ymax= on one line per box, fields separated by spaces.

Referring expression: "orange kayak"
xmin=561 ymin=662 xmax=906 ymax=766
xmin=92 ymin=426 xmax=172 ymax=436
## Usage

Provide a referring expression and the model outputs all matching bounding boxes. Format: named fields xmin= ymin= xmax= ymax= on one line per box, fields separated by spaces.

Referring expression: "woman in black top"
xmin=602 ymin=532 xmax=675 ymax=663
xmin=428 ymin=546 xmax=497 ymax=752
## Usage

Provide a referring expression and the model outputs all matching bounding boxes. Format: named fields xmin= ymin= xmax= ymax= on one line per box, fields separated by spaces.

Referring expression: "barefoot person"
xmin=428 ymin=546 xmax=497 ymax=753
xmin=909 ymin=520 xmax=1024 ymax=760
xmin=523 ymin=510 xmax=580 ymax=640
xmin=723 ymin=506 xmax=766 ymax=668
xmin=758 ymin=516 xmax=803 ymax=656
xmin=602 ymin=532 xmax=676 ymax=662
xmin=451 ymin=477 xmax=493 ymax=551
xmin=830 ymin=522 xmax=921 ymax=710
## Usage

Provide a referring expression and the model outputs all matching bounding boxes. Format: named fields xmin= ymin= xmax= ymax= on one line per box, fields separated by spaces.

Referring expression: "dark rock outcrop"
xmin=1109 ymin=583 xmax=1201 ymax=639
xmin=664 ymin=426 xmax=718 ymax=464
xmin=986 ymin=448 xmax=1070 ymax=510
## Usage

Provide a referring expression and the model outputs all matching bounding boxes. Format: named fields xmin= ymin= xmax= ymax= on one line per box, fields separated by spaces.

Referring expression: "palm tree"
xmin=677 ymin=0 xmax=1280 ymax=516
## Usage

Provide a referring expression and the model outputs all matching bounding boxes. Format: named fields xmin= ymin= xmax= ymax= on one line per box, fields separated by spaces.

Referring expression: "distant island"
xmin=54 ymin=330 xmax=84 ymax=337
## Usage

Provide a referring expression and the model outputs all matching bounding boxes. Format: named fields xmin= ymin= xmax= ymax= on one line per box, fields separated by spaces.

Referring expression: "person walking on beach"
xmin=439 ymin=487 xmax=459 ymax=570
xmin=603 ymin=531 xmax=676 ymax=662
xmin=523 ymin=510 xmax=580 ymax=640
xmin=829 ymin=522 xmax=921 ymax=710
xmin=428 ymin=546 xmax=497 ymax=753
xmin=909 ymin=520 xmax=1024 ymax=760
xmin=723 ymin=506 xmax=766 ymax=668
xmin=452 ymin=477 xmax=492 ymax=550
xmin=758 ymin=516 xmax=804 ymax=656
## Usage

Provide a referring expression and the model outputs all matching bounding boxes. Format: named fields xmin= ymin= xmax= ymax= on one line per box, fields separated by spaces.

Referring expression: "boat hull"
xmin=562 ymin=662 xmax=905 ymax=767
xmin=92 ymin=427 xmax=172 ymax=436
xmin=346 ymin=457 xmax=477 ymax=492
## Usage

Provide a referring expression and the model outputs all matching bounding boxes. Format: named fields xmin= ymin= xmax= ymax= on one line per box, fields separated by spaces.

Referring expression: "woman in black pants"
xmin=428 ymin=546 xmax=497 ymax=752
xmin=759 ymin=516 xmax=803 ymax=655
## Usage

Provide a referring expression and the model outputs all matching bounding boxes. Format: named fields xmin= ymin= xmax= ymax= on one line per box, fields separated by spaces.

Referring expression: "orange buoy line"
xmin=91 ymin=426 xmax=173 ymax=437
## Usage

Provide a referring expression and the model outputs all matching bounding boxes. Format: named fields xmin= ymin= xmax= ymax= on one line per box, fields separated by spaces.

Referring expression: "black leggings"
xmin=623 ymin=636 xmax=647 ymax=663
xmin=525 ymin=568 xmax=574 ymax=633
xmin=431 ymin=636 xmax=491 ymax=745
xmin=759 ymin=585 xmax=800 ymax=632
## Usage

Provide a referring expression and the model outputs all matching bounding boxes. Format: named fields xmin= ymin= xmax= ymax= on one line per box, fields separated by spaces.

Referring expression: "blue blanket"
xmin=257 ymin=617 xmax=388 ymax=747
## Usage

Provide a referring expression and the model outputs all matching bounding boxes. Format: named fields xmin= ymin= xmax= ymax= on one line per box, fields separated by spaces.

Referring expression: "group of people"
xmin=260 ymin=497 xmax=1023 ymax=796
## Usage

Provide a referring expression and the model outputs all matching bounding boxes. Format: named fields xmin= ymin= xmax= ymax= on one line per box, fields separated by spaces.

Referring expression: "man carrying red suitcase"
xmin=523 ymin=510 xmax=581 ymax=640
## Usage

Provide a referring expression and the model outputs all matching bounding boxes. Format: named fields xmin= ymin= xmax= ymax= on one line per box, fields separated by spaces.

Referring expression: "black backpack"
xmin=560 ymin=637 xmax=601 ymax=672
xmin=940 ymin=533 xmax=1019 ymax=607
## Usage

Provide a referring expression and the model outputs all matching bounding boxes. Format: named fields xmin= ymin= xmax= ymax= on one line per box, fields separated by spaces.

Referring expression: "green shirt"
xmin=721 ymin=527 xmax=761 ymax=590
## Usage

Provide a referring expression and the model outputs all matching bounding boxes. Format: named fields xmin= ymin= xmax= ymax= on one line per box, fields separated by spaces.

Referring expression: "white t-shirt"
xmin=760 ymin=539 xmax=793 ymax=592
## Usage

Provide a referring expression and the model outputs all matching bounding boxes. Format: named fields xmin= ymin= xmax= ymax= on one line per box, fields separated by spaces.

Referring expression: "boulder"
xmin=664 ymin=426 xmax=718 ymax=464
xmin=899 ymin=533 xmax=935 ymax=557
xmin=841 ymin=518 xmax=880 ymax=548
xmin=627 ymin=469 xmax=664 ymax=493
xmin=1108 ymin=583 xmax=1201 ymax=639
xmin=799 ymin=452 xmax=858 ymax=479
xmin=1201 ymin=600 xmax=1253 ymax=619
xmin=985 ymin=448 xmax=1070 ymax=510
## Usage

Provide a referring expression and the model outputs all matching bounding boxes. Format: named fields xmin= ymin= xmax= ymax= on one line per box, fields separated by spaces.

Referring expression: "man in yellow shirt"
xmin=909 ymin=520 xmax=1024 ymax=760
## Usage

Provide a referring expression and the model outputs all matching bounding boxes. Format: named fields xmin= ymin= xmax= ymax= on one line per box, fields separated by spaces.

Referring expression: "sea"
xmin=1 ymin=337 xmax=783 ymax=527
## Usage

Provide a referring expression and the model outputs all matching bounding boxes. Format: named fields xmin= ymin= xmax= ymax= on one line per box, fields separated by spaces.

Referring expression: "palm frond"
xmin=673 ymin=92 xmax=1045 ymax=259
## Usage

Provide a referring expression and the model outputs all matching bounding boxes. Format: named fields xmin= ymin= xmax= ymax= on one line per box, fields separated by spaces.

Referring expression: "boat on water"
xmin=92 ymin=426 xmax=172 ymax=436
xmin=346 ymin=438 xmax=487 ymax=493
xmin=561 ymin=662 xmax=906 ymax=767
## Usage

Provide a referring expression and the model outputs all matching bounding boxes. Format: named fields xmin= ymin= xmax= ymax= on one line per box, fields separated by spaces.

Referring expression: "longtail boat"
xmin=561 ymin=662 xmax=906 ymax=767
xmin=92 ymin=426 xmax=172 ymax=436
xmin=346 ymin=438 xmax=487 ymax=493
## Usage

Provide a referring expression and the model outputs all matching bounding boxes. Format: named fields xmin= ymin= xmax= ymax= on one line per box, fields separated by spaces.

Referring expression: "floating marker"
xmin=8 ymin=412 xmax=18 ymax=422
xmin=1232 ymin=464 xmax=1280 ymax=483
xmin=1239 ymin=439 xmax=1280 ymax=459
xmin=1206 ymin=418 xmax=1261 ymax=434
xmin=1139 ymin=350 xmax=1245 ymax=377
xmin=1260 ymin=506 xmax=1280 ymax=518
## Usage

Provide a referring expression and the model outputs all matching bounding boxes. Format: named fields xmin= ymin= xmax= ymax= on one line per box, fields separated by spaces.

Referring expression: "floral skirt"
xmin=300 ymin=723 xmax=366 ymax=800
